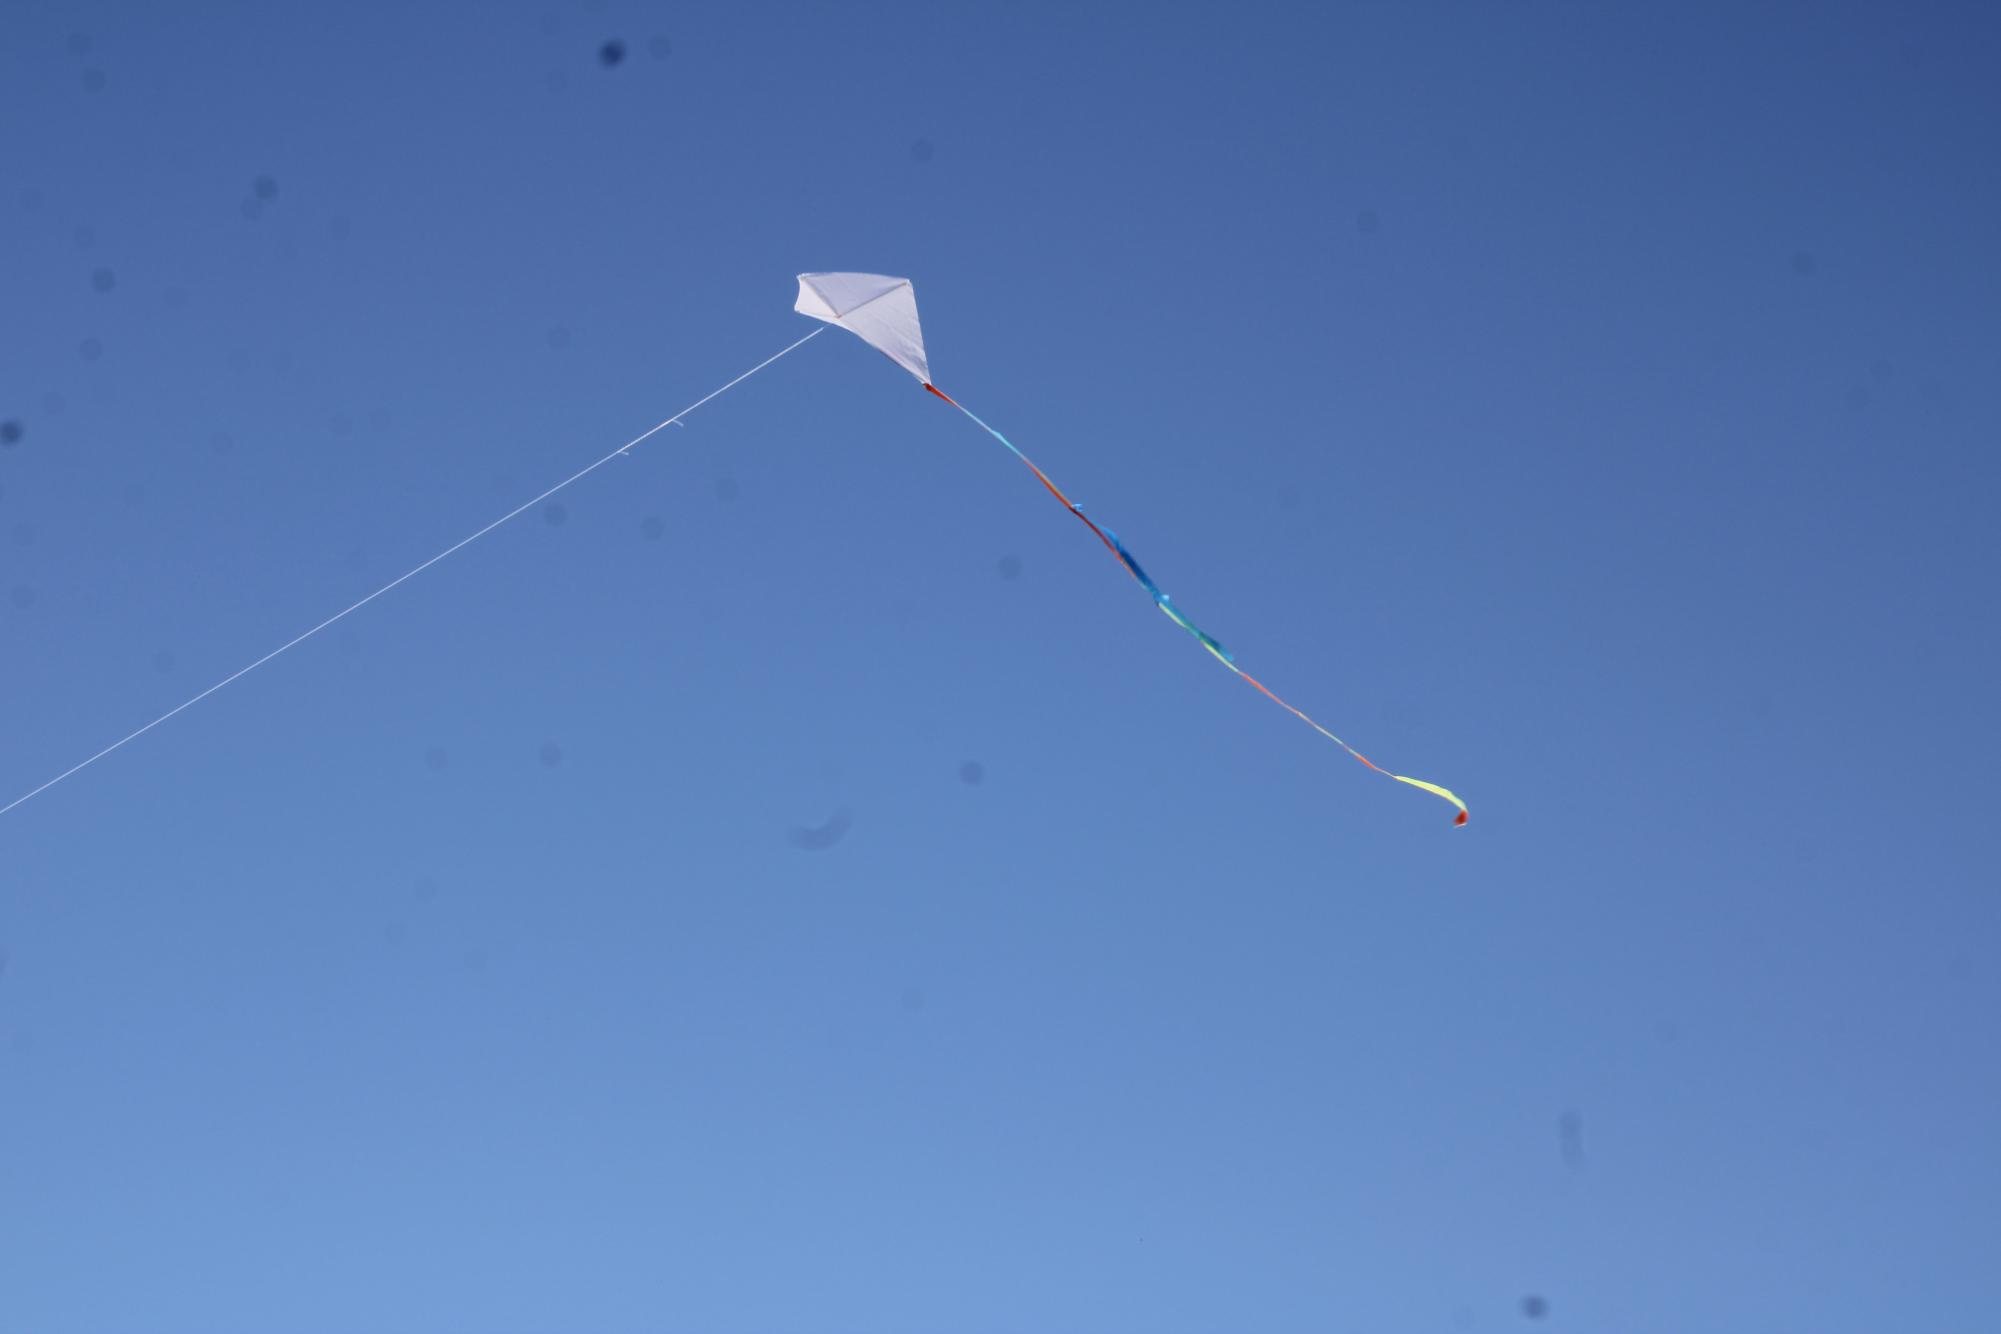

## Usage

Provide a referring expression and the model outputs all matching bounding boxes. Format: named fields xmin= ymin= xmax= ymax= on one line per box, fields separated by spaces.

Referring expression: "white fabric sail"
xmin=795 ymin=272 xmax=930 ymax=385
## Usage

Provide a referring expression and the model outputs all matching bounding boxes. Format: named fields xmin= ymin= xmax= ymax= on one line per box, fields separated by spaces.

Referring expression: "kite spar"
xmin=795 ymin=272 xmax=1468 ymax=825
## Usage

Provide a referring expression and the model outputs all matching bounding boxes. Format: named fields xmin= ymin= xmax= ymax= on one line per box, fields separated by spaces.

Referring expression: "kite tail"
xmin=921 ymin=381 xmax=1468 ymax=826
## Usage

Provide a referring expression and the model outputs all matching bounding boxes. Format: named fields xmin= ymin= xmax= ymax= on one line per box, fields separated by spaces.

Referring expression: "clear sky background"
xmin=3 ymin=3 xmax=1997 ymax=1331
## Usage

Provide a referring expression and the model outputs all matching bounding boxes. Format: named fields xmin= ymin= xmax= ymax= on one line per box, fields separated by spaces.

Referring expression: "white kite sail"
xmin=794 ymin=272 xmax=931 ymax=385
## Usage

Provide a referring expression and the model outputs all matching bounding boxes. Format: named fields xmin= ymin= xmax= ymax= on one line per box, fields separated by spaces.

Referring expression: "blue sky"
xmin=3 ymin=3 xmax=1998 ymax=1330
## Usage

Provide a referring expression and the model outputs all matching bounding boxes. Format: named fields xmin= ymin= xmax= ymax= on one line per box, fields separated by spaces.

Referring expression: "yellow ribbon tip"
xmin=1393 ymin=775 xmax=1469 ymax=825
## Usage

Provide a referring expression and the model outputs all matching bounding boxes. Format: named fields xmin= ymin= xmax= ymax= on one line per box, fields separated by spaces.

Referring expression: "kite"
xmin=795 ymin=272 xmax=1467 ymax=825
xmin=2 ymin=274 xmax=1464 ymax=824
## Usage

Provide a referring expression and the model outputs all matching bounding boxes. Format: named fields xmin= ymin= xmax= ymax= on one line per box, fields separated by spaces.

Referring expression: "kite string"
xmin=921 ymin=381 xmax=1467 ymax=825
xmin=0 ymin=326 xmax=825 ymax=821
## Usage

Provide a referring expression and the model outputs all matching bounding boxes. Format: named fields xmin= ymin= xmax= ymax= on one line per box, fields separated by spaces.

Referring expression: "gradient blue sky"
xmin=4 ymin=3 xmax=1998 ymax=1331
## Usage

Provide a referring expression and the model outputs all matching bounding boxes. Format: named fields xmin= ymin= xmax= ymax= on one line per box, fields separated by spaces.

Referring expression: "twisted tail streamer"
xmin=923 ymin=384 xmax=1469 ymax=825
xmin=0 ymin=327 xmax=825 ymax=819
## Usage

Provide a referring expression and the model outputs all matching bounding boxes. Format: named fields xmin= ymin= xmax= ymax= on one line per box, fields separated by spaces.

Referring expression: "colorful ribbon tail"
xmin=925 ymin=380 xmax=1468 ymax=828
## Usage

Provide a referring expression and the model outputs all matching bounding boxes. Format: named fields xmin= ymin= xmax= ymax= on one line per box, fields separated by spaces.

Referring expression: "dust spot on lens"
xmin=959 ymin=761 xmax=985 ymax=786
xmin=91 ymin=267 xmax=116 ymax=293
xmin=1558 ymin=1110 xmax=1584 ymax=1168
xmin=599 ymin=39 xmax=625 ymax=66
xmin=788 ymin=807 xmax=852 ymax=851
xmin=910 ymin=139 xmax=935 ymax=163
xmin=1521 ymin=1295 xmax=1548 ymax=1320
xmin=996 ymin=555 xmax=1021 ymax=580
xmin=253 ymin=175 xmax=278 ymax=200
xmin=539 ymin=741 xmax=564 ymax=767
xmin=0 ymin=421 xmax=21 ymax=446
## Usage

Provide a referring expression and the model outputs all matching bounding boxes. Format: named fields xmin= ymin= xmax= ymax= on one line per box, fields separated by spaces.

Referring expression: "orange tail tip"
xmin=1454 ymin=810 xmax=1469 ymax=826
xmin=923 ymin=382 xmax=959 ymax=407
